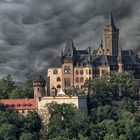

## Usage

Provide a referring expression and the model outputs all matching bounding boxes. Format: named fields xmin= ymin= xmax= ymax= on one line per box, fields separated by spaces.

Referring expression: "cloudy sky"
xmin=0 ymin=0 xmax=139 ymax=84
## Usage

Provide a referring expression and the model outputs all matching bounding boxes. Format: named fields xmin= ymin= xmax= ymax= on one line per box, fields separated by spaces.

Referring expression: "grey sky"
xmin=0 ymin=0 xmax=139 ymax=84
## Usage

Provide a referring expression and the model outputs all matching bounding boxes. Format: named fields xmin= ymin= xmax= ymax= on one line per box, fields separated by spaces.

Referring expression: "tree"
xmin=19 ymin=132 xmax=34 ymax=140
xmin=117 ymin=110 xmax=140 ymax=140
xmin=9 ymin=87 xmax=33 ymax=99
xmin=0 ymin=74 xmax=16 ymax=99
xmin=0 ymin=123 xmax=17 ymax=140
xmin=85 ymin=78 xmax=113 ymax=109
xmin=119 ymin=97 xmax=136 ymax=113
xmin=91 ymin=105 xmax=113 ymax=123
xmin=110 ymin=72 xmax=135 ymax=97
xmin=47 ymin=103 xmax=90 ymax=139
xmin=21 ymin=111 xmax=42 ymax=134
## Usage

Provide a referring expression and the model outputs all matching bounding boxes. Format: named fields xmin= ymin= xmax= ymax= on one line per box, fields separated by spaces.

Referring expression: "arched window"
xmin=80 ymin=77 xmax=84 ymax=83
xmin=76 ymin=77 xmax=79 ymax=83
xmin=76 ymin=70 xmax=79 ymax=75
xmin=57 ymin=77 xmax=61 ymax=82
xmin=37 ymin=88 xmax=39 ymax=92
xmin=57 ymin=85 xmax=61 ymax=88
xmin=80 ymin=70 xmax=83 ymax=75
xmin=53 ymin=69 xmax=58 ymax=74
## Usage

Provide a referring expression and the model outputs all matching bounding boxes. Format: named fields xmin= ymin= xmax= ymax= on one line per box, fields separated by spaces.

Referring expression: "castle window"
xmin=80 ymin=70 xmax=83 ymax=75
xmin=86 ymin=70 xmax=88 ymax=74
xmin=53 ymin=69 xmax=58 ymax=74
xmin=57 ymin=85 xmax=61 ymax=88
xmin=76 ymin=77 xmax=79 ymax=83
xmin=57 ymin=77 xmax=61 ymax=82
xmin=76 ymin=70 xmax=79 ymax=75
xmin=64 ymin=78 xmax=71 ymax=88
xmin=107 ymin=49 xmax=109 ymax=51
xmin=80 ymin=77 xmax=84 ymax=83
xmin=89 ymin=70 xmax=91 ymax=75
xmin=64 ymin=66 xmax=71 ymax=74
xmin=37 ymin=88 xmax=39 ymax=92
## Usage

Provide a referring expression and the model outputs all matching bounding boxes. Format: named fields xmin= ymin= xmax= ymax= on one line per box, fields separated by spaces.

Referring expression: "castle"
xmin=0 ymin=13 xmax=140 ymax=117
xmin=47 ymin=13 xmax=140 ymax=95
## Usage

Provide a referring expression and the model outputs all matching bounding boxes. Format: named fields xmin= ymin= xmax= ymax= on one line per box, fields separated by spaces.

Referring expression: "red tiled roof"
xmin=0 ymin=99 xmax=38 ymax=110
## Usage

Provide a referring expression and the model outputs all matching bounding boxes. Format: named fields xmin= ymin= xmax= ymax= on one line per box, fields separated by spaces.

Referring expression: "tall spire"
xmin=109 ymin=12 xmax=116 ymax=28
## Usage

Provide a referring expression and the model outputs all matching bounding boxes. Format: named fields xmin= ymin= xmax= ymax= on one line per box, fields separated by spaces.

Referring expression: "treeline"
xmin=0 ymin=74 xmax=33 ymax=99
xmin=0 ymin=106 xmax=42 ymax=140
xmin=41 ymin=72 xmax=140 ymax=140
xmin=0 ymin=72 xmax=140 ymax=140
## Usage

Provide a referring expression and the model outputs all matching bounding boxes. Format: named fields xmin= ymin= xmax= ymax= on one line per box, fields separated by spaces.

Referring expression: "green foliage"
xmin=110 ymin=72 xmax=135 ymax=97
xmin=0 ymin=123 xmax=17 ymax=140
xmin=21 ymin=111 xmax=42 ymax=133
xmin=47 ymin=103 xmax=90 ymax=140
xmin=19 ymin=132 xmax=34 ymax=140
xmin=9 ymin=87 xmax=33 ymax=99
xmin=0 ymin=74 xmax=16 ymax=99
xmin=85 ymin=78 xmax=113 ymax=109
xmin=119 ymin=97 xmax=136 ymax=113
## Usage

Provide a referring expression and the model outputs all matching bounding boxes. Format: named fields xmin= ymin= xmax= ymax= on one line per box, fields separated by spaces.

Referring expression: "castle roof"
xmin=49 ymin=49 xmax=139 ymax=68
xmin=49 ymin=56 xmax=62 ymax=68
xmin=0 ymin=99 xmax=38 ymax=110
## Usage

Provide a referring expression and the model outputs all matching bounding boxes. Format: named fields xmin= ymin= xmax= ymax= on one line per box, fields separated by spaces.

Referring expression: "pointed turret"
xmin=64 ymin=38 xmax=75 ymax=60
xmin=65 ymin=38 xmax=74 ymax=49
xmin=109 ymin=12 xmax=116 ymax=28
xmin=96 ymin=40 xmax=104 ymax=55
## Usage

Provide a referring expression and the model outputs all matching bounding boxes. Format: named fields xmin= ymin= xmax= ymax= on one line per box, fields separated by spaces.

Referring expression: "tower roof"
xmin=65 ymin=38 xmax=74 ymax=49
xmin=33 ymin=75 xmax=46 ymax=83
xmin=109 ymin=12 xmax=116 ymax=28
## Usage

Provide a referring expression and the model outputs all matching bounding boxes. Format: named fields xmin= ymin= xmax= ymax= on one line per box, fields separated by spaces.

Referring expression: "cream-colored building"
xmin=33 ymin=76 xmax=88 ymax=124
xmin=47 ymin=13 xmax=140 ymax=96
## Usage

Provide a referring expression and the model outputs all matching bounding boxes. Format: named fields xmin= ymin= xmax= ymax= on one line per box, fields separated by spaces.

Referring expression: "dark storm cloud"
xmin=0 ymin=0 xmax=139 ymax=84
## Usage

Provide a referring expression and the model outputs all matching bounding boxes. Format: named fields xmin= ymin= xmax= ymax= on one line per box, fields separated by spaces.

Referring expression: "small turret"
xmin=33 ymin=75 xmax=46 ymax=101
xmin=117 ymin=47 xmax=123 ymax=73
xmin=96 ymin=40 xmax=104 ymax=55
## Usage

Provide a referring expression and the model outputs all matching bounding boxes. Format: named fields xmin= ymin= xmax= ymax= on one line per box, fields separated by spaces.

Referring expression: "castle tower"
xmin=104 ymin=13 xmax=119 ymax=56
xmin=62 ymin=39 xmax=75 ymax=89
xmin=33 ymin=75 xmax=46 ymax=100
xmin=117 ymin=47 xmax=123 ymax=73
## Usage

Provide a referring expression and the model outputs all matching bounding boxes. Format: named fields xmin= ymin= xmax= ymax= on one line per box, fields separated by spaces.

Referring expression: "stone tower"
xmin=33 ymin=75 xmax=46 ymax=100
xmin=104 ymin=13 xmax=119 ymax=56
xmin=61 ymin=39 xmax=75 ymax=89
xmin=117 ymin=47 xmax=123 ymax=73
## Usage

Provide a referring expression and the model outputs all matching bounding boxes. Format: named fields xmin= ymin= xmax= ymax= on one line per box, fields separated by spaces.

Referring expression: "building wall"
xmin=48 ymin=68 xmax=62 ymax=93
xmin=104 ymin=27 xmax=119 ymax=56
xmin=38 ymin=96 xmax=88 ymax=125
xmin=62 ymin=62 xmax=74 ymax=89
xmin=74 ymin=66 xmax=92 ymax=89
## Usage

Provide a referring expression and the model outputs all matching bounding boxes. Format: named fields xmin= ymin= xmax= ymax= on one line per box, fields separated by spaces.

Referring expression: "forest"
xmin=0 ymin=72 xmax=140 ymax=140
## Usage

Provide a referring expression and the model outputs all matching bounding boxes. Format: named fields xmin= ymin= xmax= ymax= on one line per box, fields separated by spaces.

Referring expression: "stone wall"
xmin=38 ymin=96 xmax=88 ymax=125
